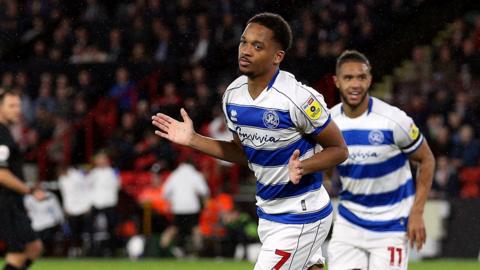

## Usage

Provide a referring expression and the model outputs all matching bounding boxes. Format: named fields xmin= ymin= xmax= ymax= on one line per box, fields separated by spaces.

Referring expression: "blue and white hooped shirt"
xmin=222 ymin=70 xmax=332 ymax=224
xmin=331 ymin=97 xmax=424 ymax=233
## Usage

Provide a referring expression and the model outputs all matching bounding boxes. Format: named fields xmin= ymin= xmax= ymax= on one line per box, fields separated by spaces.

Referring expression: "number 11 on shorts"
xmin=388 ymin=246 xmax=402 ymax=266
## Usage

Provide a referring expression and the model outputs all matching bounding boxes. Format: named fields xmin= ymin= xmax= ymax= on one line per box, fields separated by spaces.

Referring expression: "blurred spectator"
xmin=77 ymin=70 xmax=98 ymax=107
xmin=192 ymin=83 xmax=214 ymax=124
xmin=451 ymin=124 xmax=480 ymax=168
xmin=0 ymin=0 xmax=20 ymax=38
xmin=130 ymin=42 xmax=149 ymax=63
xmin=81 ymin=0 xmax=107 ymax=23
xmin=433 ymin=44 xmax=456 ymax=81
xmin=108 ymin=67 xmax=135 ymax=112
xmin=190 ymin=28 xmax=212 ymax=65
xmin=214 ymin=13 xmax=242 ymax=68
xmin=21 ymin=16 xmax=45 ymax=44
xmin=134 ymin=131 xmax=177 ymax=172
xmin=87 ymin=151 xmax=120 ymax=256
xmin=430 ymin=126 xmax=452 ymax=157
xmin=161 ymin=161 xmax=210 ymax=257
xmin=53 ymin=74 xmax=73 ymax=118
xmin=13 ymin=73 xmax=35 ymax=123
xmin=24 ymin=189 xmax=65 ymax=256
xmin=431 ymin=156 xmax=459 ymax=199
xmin=152 ymin=82 xmax=181 ymax=116
xmin=152 ymin=19 xmax=174 ymax=63
xmin=31 ymin=105 xmax=55 ymax=142
xmin=1 ymin=71 xmax=14 ymax=89
xmin=47 ymin=116 xmax=71 ymax=164
xmin=107 ymin=111 xmax=138 ymax=169
xmin=105 ymin=28 xmax=125 ymax=62
xmin=34 ymin=83 xmax=55 ymax=114
xmin=58 ymin=166 xmax=92 ymax=257
xmin=129 ymin=16 xmax=149 ymax=44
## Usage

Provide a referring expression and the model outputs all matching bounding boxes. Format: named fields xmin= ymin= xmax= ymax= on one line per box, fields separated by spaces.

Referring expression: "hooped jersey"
xmin=331 ymin=97 xmax=423 ymax=232
xmin=222 ymin=70 xmax=332 ymax=224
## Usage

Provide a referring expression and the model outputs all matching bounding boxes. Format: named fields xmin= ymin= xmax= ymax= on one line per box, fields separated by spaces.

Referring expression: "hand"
xmin=407 ymin=212 xmax=426 ymax=251
xmin=288 ymin=149 xmax=303 ymax=184
xmin=32 ymin=189 xmax=47 ymax=201
xmin=151 ymin=108 xmax=195 ymax=146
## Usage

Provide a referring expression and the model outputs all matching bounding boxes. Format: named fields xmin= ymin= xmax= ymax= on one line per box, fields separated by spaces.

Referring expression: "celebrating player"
xmin=324 ymin=50 xmax=435 ymax=270
xmin=152 ymin=12 xmax=348 ymax=270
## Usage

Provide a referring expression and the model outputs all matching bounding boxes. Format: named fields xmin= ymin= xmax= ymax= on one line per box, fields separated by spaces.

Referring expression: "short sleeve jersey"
xmin=222 ymin=70 xmax=333 ymax=224
xmin=330 ymin=97 xmax=424 ymax=232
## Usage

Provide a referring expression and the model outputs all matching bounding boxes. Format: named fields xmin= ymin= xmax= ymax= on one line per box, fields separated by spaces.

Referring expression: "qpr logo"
xmin=262 ymin=110 xmax=279 ymax=129
xmin=368 ymin=130 xmax=384 ymax=145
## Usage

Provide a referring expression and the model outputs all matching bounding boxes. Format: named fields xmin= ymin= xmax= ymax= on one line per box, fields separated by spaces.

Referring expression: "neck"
xmin=342 ymin=95 xmax=370 ymax=118
xmin=248 ymin=68 xmax=278 ymax=99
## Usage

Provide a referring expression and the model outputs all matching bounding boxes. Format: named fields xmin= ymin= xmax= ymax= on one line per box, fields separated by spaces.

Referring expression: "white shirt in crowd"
xmin=24 ymin=190 xmax=64 ymax=232
xmin=59 ymin=168 xmax=92 ymax=216
xmin=162 ymin=163 xmax=210 ymax=215
xmin=87 ymin=166 xmax=120 ymax=209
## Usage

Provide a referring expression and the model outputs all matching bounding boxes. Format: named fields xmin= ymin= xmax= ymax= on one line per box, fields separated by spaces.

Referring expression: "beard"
xmin=239 ymin=69 xmax=254 ymax=77
xmin=238 ymin=65 xmax=255 ymax=78
xmin=339 ymin=89 xmax=368 ymax=109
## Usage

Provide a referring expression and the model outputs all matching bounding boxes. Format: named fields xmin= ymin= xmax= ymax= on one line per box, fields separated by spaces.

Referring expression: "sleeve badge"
xmin=302 ymin=97 xmax=323 ymax=120
xmin=408 ymin=123 xmax=420 ymax=140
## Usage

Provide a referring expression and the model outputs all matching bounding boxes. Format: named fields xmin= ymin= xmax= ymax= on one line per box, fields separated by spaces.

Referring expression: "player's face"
xmin=334 ymin=61 xmax=372 ymax=108
xmin=238 ymin=23 xmax=284 ymax=78
xmin=0 ymin=94 xmax=22 ymax=125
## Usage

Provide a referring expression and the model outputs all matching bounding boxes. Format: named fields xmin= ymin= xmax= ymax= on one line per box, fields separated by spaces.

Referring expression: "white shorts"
xmin=254 ymin=213 xmax=332 ymax=270
xmin=327 ymin=216 xmax=409 ymax=270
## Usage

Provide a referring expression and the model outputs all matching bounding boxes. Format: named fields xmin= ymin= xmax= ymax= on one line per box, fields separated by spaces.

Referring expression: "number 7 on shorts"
xmin=273 ymin=249 xmax=291 ymax=269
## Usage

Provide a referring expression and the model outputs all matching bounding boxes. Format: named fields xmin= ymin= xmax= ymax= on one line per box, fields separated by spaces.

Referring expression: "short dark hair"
xmin=247 ymin=12 xmax=292 ymax=51
xmin=0 ymin=89 xmax=19 ymax=102
xmin=336 ymin=50 xmax=371 ymax=74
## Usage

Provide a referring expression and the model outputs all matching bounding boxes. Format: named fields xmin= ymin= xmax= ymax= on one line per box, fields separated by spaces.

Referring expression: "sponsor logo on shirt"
xmin=368 ymin=130 xmax=384 ymax=145
xmin=262 ymin=110 xmax=279 ymax=129
xmin=235 ymin=126 xmax=280 ymax=147
xmin=302 ymin=97 xmax=322 ymax=120
xmin=349 ymin=150 xmax=379 ymax=162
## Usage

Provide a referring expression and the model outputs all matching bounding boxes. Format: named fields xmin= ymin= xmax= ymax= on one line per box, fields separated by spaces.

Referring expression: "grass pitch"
xmin=13 ymin=258 xmax=478 ymax=270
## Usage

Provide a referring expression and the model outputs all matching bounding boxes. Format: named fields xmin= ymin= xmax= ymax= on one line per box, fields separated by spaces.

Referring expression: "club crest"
xmin=263 ymin=110 xmax=279 ymax=129
xmin=368 ymin=130 xmax=384 ymax=145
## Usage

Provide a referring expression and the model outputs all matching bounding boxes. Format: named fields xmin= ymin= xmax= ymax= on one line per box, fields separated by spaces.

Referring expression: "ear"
xmin=273 ymin=50 xmax=285 ymax=65
xmin=333 ymin=75 xmax=340 ymax=89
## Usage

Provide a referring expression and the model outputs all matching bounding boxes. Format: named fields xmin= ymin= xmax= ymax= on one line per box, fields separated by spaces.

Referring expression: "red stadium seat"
xmin=459 ymin=167 xmax=480 ymax=198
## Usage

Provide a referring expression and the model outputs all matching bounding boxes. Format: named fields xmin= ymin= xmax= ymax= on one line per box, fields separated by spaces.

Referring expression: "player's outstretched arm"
xmin=152 ymin=108 xmax=248 ymax=166
xmin=407 ymin=140 xmax=435 ymax=251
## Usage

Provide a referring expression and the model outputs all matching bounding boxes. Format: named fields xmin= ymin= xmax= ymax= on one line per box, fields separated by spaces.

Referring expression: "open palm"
xmin=151 ymin=108 xmax=194 ymax=146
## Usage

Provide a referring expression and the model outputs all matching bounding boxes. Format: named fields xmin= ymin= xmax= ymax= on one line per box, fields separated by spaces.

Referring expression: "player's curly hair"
xmin=247 ymin=12 xmax=292 ymax=52
xmin=336 ymin=50 xmax=371 ymax=74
